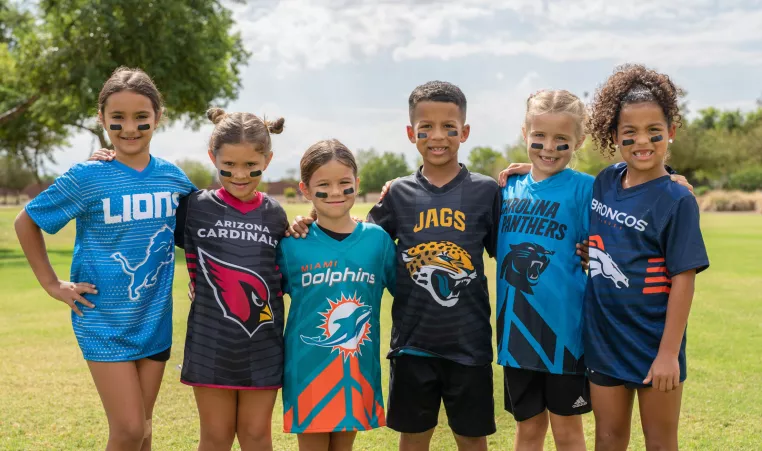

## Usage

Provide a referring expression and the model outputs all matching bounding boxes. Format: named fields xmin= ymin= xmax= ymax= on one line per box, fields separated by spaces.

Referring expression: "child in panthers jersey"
xmin=278 ymin=140 xmax=396 ymax=451
xmin=15 ymin=67 xmax=195 ymax=449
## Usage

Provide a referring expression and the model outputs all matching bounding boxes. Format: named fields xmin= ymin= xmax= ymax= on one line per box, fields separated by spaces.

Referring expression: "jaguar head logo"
xmin=402 ymin=241 xmax=477 ymax=307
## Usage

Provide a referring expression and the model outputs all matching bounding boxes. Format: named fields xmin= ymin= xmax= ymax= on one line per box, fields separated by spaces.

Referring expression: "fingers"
xmin=643 ymin=368 xmax=653 ymax=385
xmin=498 ymin=171 xmax=508 ymax=187
xmin=69 ymin=300 xmax=84 ymax=317
xmin=70 ymin=283 xmax=96 ymax=308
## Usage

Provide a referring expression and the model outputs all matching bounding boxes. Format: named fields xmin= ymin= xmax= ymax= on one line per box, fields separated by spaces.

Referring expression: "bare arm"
xmin=14 ymin=210 xmax=96 ymax=316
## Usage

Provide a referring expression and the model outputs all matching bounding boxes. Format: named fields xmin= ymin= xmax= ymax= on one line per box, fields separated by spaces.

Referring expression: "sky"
xmin=50 ymin=0 xmax=762 ymax=181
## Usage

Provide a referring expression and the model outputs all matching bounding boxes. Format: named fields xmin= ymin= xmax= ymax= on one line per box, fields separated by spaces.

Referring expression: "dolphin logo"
xmin=112 ymin=225 xmax=175 ymax=301
xmin=588 ymin=235 xmax=629 ymax=289
xmin=300 ymin=296 xmax=372 ymax=358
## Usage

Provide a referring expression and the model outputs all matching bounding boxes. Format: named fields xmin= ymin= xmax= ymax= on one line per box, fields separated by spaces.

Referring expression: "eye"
xmin=137 ymin=115 xmax=149 ymax=120
xmin=419 ymin=124 xmax=431 ymax=129
xmin=439 ymin=253 xmax=453 ymax=262
xmin=445 ymin=124 xmax=455 ymax=128
xmin=111 ymin=115 xmax=123 ymax=120
xmin=247 ymin=162 xmax=259 ymax=167
xmin=557 ymin=136 xmax=567 ymax=141
xmin=534 ymin=133 xmax=544 ymax=138
xmin=225 ymin=162 xmax=234 ymax=167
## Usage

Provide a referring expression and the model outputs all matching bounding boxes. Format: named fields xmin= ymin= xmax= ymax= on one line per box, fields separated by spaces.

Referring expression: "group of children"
xmin=14 ymin=63 xmax=708 ymax=451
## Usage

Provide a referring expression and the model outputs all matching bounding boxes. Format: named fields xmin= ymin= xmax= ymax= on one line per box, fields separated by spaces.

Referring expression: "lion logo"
xmin=402 ymin=241 xmax=477 ymax=307
xmin=112 ymin=225 xmax=175 ymax=301
xmin=588 ymin=235 xmax=628 ymax=288
xmin=499 ymin=242 xmax=555 ymax=294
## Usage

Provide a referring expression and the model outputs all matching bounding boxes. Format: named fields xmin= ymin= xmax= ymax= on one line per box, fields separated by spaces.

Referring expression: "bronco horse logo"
xmin=588 ymin=235 xmax=629 ymax=288
xmin=112 ymin=225 xmax=175 ymax=301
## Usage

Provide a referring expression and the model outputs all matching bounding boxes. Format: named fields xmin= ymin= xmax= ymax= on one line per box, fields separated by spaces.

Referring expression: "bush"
xmin=727 ymin=166 xmax=762 ymax=192
xmin=694 ymin=186 xmax=711 ymax=197
xmin=697 ymin=190 xmax=762 ymax=212
xmin=284 ymin=187 xmax=297 ymax=200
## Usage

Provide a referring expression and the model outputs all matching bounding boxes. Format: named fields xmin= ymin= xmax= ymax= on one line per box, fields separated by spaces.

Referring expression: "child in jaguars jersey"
xmin=583 ymin=64 xmax=708 ymax=451
xmin=278 ymin=139 xmax=396 ymax=451
xmin=495 ymin=90 xmax=593 ymax=451
xmin=14 ymin=67 xmax=195 ymax=449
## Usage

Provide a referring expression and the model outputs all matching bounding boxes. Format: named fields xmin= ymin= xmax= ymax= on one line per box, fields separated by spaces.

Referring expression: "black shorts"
xmin=588 ymin=369 xmax=649 ymax=390
xmin=145 ymin=347 xmax=171 ymax=362
xmin=386 ymin=355 xmax=496 ymax=437
xmin=503 ymin=367 xmax=591 ymax=422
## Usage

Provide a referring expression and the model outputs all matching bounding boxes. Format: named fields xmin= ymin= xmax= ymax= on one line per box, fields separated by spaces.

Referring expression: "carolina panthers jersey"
xmin=367 ymin=165 xmax=500 ymax=366
xmin=496 ymin=169 xmax=593 ymax=375
xmin=177 ymin=189 xmax=287 ymax=389
xmin=25 ymin=157 xmax=195 ymax=361
xmin=278 ymin=223 xmax=396 ymax=433
xmin=584 ymin=163 xmax=709 ymax=384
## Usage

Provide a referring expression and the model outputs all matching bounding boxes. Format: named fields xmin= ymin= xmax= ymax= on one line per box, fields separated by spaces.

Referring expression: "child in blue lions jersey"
xmin=278 ymin=139 xmax=396 ymax=451
xmin=585 ymin=64 xmax=709 ymax=451
xmin=15 ymin=67 xmax=195 ymax=449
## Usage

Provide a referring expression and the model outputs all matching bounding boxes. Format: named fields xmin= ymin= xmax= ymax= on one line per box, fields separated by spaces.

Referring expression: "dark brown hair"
xmin=98 ymin=67 xmax=163 ymax=114
xmin=408 ymin=80 xmax=467 ymax=122
xmin=587 ymin=64 xmax=683 ymax=157
xmin=300 ymin=139 xmax=358 ymax=220
xmin=206 ymin=108 xmax=285 ymax=156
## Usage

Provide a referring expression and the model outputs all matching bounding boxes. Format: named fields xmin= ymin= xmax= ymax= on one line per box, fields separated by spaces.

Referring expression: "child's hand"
xmin=498 ymin=163 xmax=532 ymax=187
xmin=45 ymin=280 xmax=97 ymax=317
xmin=576 ymin=240 xmax=589 ymax=270
xmin=670 ymin=175 xmax=694 ymax=196
xmin=187 ymin=281 xmax=195 ymax=302
xmin=88 ymin=148 xmax=116 ymax=162
xmin=285 ymin=216 xmax=314 ymax=238
xmin=351 ymin=216 xmax=365 ymax=223
xmin=643 ymin=352 xmax=680 ymax=392
xmin=377 ymin=178 xmax=398 ymax=202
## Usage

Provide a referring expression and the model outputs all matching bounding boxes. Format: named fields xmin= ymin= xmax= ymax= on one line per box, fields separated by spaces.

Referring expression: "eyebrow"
xmin=109 ymin=110 xmax=152 ymax=115
xmin=621 ymin=122 xmax=665 ymax=128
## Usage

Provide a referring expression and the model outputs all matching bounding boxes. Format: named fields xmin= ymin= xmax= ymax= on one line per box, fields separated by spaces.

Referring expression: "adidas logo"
xmin=572 ymin=396 xmax=588 ymax=409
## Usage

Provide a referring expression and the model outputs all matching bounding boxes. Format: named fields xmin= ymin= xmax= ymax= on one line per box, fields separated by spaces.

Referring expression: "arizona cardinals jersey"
xmin=496 ymin=169 xmax=593 ymax=375
xmin=278 ymin=223 xmax=396 ymax=433
xmin=584 ymin=163 xmax=709 ymax=385
xmin=367 ymin=165 xmax=500 ymax=366
xmin=177 ymin=189 xmax=287 ymax=389
xmin=25 ymin=157 xmax=194 ymax=361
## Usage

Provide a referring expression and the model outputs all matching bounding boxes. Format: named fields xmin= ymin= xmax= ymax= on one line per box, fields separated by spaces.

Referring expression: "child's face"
xmin=407 ymin=101 xmax=470 ymax=170
xmin=614 ymin=102 xmax=676 ymax=173
xmin=300 ymin=160 xmax=359 ymax=222
xmin=523 ymin=112 xmax=581 ymax=179
xmin=100 ymin=91 xmax=160 ymax=156
xmin=210 ymin=143 xmax=272 ymax=202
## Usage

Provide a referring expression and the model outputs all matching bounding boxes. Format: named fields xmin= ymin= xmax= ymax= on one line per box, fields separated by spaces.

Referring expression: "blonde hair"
xmin=206 ymin=108 xmax=285 ymax=156
xmin=525 ymin=90 xmax=586 ymax=139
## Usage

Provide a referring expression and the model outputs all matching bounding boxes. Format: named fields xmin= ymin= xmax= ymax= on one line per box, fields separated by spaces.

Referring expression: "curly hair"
xmin=587 ymin=64 xmax=684 ymax=157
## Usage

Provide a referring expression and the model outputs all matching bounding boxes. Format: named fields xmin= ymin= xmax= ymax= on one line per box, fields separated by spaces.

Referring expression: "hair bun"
xmin=206 ymin=107 xmax=227 ymax=125
xmin=265 ymin=117 xmax=285 ymax=135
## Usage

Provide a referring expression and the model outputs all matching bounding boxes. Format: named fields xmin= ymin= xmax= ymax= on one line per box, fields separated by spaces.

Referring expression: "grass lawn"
xmin=0 ymin=204 xmax=760 ymax=450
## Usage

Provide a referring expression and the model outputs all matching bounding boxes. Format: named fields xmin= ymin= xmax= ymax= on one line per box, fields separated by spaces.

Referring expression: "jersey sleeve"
xmin=661 ymin=196 xmax=710 ymax=276
xmin=25 ymin=167 xmax=89 ymax=234
xmin=382 ymin=233 xmax=397 ymax=296
xmin=276 ymin=244 xmax=292 ymax=295
xmin=174 ymin=195 xmax=190 ymax=249
xmin=366 ymin=189 xmax=397 ymax=239
xmin=483 ymin=187 xmax=501 ymax=258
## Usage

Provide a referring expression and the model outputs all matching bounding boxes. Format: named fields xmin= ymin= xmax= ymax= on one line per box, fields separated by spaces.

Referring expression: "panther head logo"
xmin=500 ymin=242 xmax=555 ymax=294
xmin=588 ymin=235 xmax=629 ymax=289
xmin=402 ymin=241 xmax=477 ymax=307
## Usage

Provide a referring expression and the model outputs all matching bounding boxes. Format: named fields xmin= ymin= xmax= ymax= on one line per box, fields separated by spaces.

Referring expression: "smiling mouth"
xmin=429 ymin=147 xmax=448 ymax=153
xmin=539 ymin=156 xmax=559 ymax=163
xmin=120 ymin=136 xmax=141 ymax=141
xmin=633 ymin=150 xmax=654 ymax=158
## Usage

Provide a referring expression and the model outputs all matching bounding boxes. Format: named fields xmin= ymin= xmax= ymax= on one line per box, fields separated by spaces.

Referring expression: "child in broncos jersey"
xmin=278 ymin=140 xmax=396 ymax=451
xmin=176 ymin=108 xmax=288 ymax=451
xmin=15 ymin=68 xmax=195 ymax=449
xmin=584 ymin=64 xmax=709 ymax=451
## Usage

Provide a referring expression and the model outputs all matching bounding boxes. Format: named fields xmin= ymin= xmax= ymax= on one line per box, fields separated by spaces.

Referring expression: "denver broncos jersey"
xmin=278 ymin=223 xmax=396 ymax=433
xmin=496 ymin=169 xmax=593 ymax=375
xmin=367 ymin=165 xmax=500 ymax=366
xmin=584 ymin=163 xmax=709 ymax=384
xmin=177 ymin=189 xmax=287 ymax=389
xmin=25 ymin=157 xmax=194 ymax=361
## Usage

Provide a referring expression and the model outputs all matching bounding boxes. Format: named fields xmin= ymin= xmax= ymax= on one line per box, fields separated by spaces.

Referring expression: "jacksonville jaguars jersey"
xmin=496 ymin=169 xmax=593 ymax=375
xmin=177 ymin=189 xmax=287 ymax=389
xmin=584 ymin=163 xmax=709 ymax=384
xmin=278 ymin=222 xmax=396 ymax=433
xmin=367 ymin=165 xmax=500 ymax=366
xmin=25 ymin=157 xmax=195 ymax=361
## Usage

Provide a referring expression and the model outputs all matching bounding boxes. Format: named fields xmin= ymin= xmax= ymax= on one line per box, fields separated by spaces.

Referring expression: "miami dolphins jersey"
xmin=25 ymin=157 xmax=194 ymax=361
xmin=584 ymin=163 xmax=709 ymax=384
xmin=496 ymin=169 xmax=593 ymax=375
xmin=278 ymin=223 xmax=396 ymax=433
xmin=367 ymin=165 xmax=500 ymax=366
xmin=177 ymin=189 xmax=287 ymax=389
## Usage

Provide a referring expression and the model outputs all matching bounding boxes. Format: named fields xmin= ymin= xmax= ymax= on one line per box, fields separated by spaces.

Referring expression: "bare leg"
xmin=548 ymin=412 xmax=586 ymax=451
xmin=399 ymin=429 xmax=435 ymax=451
xmin=638 ymin=384 xmax=683 ymax=451
xmin=236 ymin=389 xmax=278 ymax=451
xmin=194 ymin=387 xmax=237 ymax=451
xmin=135 ymin=358 xmax=166 ymax=451
xmin=88 ymin=361 xmax=147 ymax=451
xmin=514 ymin=411 xmax=549 ymax=451
xmin=590 ymin=383 xmax=634 ymax=451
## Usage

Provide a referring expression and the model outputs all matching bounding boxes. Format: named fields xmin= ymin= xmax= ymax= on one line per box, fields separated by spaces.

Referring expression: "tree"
xmin=467 ymin=146 xmax=505 ymax=179
xmin=176 ymin=159 xmax=213 ymax=189
xmin=284 ymin=187 xmax=297 ymax=202
xmin=354 ymin=148 xmax=378 ymax=170
xmin=3 ymin=0 xmax=250 ymax=151
xmin=358 ymin=152 xmax=410 ymax=193
xmin=0 ymin=152 xmax=35 ymax=204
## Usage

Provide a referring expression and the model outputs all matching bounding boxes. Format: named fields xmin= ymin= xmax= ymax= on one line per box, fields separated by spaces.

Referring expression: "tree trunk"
xmin=0 ymin=95 xmax=40 ymax=125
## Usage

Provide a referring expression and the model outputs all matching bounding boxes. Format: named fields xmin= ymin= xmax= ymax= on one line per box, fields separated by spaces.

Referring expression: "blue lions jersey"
xmin=584 ymin=163 xmax=709 ymax=384
xmin=496 ymin=169 xmax=593 ymax=375
xmin=278 ymin=222 xmax=396 ymax=433
xmin=25 ymin=157 xmax=195 ymax=361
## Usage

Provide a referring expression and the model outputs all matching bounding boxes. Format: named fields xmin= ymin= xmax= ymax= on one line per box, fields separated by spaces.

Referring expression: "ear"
xmin=299 ymin=181 xmax=312 ymax=201
xmin=155 ymin=109 xmax=162 ymax=127
xmin=406 ymin=125 xmax=416 ymax=144
xmin=575 ymin=134 xmax=587 ymax=151
xmin=611 ymin=130 xmax=618 ymax=147
xmin=264 ymin=152 xmax=274 ymax=170
xmin=98 ymin=111 xmax=105 ymax=128
xmin=460 ymin=124 xmax=470 ymax=143
xmin=208 ymin=150 xmax=217 ymax=165
xmin=668 ymin=123 xmax=677 ymax=141
xmin=355 ymin=176 xmax=361 ymax=190
xmin=521 ymin=126 xmax=527 ymax=143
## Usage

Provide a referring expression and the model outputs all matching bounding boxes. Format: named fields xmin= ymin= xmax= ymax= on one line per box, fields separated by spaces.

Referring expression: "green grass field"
xmin=1 ymin=204 xmax=761 ymax=450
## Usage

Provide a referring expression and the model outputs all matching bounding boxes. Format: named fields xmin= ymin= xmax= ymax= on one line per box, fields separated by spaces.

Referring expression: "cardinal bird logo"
xmin=197 ymin=248 xmax=274 ymax=337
